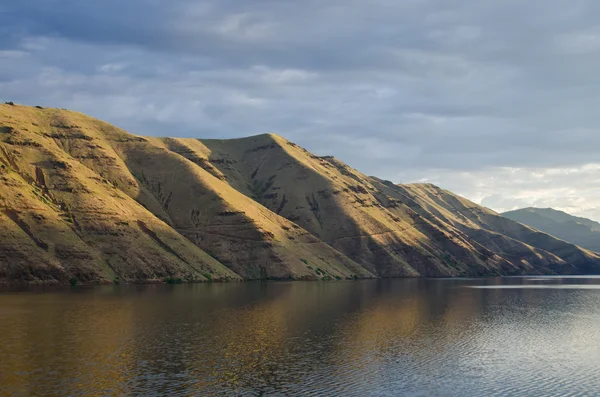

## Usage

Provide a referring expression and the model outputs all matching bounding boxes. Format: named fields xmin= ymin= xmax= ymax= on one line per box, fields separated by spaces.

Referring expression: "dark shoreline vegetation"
xmin=4 ymin=272 xmax=600 ymax=291
xmin=2 ymin=103 xmax=600 ymax=286
xmin=3 ymin=273 xmax=600 ymax=295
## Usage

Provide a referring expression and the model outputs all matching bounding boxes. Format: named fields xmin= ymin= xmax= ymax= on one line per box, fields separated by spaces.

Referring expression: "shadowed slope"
xmin=0 ymin=105 xmax=370 ymax=282
xmin=2 ymin=104 xmax=599 ymax=285
xmin=116 ymin=136 xmax=372 ymax=280
xmin=189 ymin=134 xmax=513 ymax=277
xmin=0 ymin=104 xmax=240 ymax=284
xmin=389 ymin=183 xmax=600 ymax=274
xmin=503 ymin=208 xmax=600 ymax=253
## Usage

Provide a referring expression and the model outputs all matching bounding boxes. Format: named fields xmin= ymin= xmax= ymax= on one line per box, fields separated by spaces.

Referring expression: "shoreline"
xmin=2 ymin=272 xmax=599 ymax=294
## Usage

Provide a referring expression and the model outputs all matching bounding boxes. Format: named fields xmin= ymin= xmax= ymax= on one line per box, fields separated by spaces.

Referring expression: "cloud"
xmin=3 ymin=0 xmax=600 ymax=219
xmin=388 ymin=164 xmax=600 ymax=221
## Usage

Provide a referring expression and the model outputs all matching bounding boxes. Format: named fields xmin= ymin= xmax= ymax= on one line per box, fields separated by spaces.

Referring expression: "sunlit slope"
xmin=0 ymin=104 xmax=369 ymax=282
xmin=185 ymin=134 xmax=513 ymax=277
xmin=113 ymin=136 xmax=371 ymax=280
xmin=3 ymin=104 xmax=599 ymax=285
xmin=0 ymin=104 xmax=240 ymax=284
xmin=387 ymin=183 xmax=600 ymax=274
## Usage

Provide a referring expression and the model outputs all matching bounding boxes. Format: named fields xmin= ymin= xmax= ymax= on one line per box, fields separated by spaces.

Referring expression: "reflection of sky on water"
xmin=470 ymin=285 xmax=600 ymax=289
xmin=1 ymin=278 xmax=600 ymax=396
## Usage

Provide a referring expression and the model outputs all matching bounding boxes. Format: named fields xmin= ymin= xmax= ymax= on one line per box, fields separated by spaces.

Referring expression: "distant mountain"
xmin=2 ymin=103 xmax=600 ymax=285
xmin=502 ymin=208 xmax=600 ymax=252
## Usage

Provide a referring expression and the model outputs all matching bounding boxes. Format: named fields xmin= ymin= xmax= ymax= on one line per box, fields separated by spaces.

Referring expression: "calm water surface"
xmin=1 ymin=277 xmax=600 ymax=396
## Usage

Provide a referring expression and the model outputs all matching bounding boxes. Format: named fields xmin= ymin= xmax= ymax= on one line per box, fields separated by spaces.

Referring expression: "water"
xmin=1 ymin=277 xmax=600 ymax=396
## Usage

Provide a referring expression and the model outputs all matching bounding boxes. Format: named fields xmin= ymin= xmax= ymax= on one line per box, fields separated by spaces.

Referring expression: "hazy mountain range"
xmin=2 ymin=103 xmax=600 ymax=285
xmin=503 ymin=208 xmax=600 ymax=253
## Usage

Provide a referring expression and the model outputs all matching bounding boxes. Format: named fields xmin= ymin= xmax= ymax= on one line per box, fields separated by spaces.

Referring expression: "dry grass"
xmin=1 ymin=103 xmax=598 ymax=285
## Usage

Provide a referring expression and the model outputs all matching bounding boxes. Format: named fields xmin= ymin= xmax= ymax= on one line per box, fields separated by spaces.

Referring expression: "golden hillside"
xmin=384 ymin=183 xmax=599 ymax=273
xmin=188 ymin=134 xmax=511 ymax=277
xmin=1 ymin=103 xmax=598 ymax=285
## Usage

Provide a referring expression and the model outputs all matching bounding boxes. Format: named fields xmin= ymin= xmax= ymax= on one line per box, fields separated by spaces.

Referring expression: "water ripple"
xmin=1 ymin=278 xmax=599 ymax=396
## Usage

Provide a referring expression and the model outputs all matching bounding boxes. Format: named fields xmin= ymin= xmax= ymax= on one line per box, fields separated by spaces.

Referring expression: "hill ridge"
xmin=502 ymin=207 xmax=600 ymax=253
xmin=1 ymin=103 xmax=599 ymax=285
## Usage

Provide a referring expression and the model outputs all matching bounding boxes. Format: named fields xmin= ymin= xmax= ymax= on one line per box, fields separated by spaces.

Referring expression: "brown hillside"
xmin=386 ymin=183 xmax=599 ymax=274
xmin=1 ymin=103 xmax=599 ymax=285
xmin=0 ymin=105 xmax=242 ymax=284
xmin=0 ymin=104 xmax=371 ymax=284
xmin=184 ymin=134 xmax=524 ymax=277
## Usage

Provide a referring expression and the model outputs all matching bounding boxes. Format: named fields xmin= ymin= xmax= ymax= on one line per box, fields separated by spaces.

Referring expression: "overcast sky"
xmin=3 ymin=1 xmax=600 ymax=220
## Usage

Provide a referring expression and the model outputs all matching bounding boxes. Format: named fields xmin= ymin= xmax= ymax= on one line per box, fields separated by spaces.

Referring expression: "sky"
xmin=3 ymin=0 xmax=600 ymax=220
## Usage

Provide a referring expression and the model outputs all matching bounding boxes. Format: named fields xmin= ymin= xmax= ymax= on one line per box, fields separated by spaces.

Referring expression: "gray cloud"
xmin=3 ymin=1 xmax=600 ymax=219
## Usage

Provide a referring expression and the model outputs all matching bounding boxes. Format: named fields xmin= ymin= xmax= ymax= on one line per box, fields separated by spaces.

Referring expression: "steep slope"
xmin=502 ymin=208 xmax=600 ymax=253
xmin=2 ymin=103 xmax=600 ymax=285
xmin=0 ymin=104 xmax=240 ymax=284
xmin=387 ymin=183 xmax=600 ymax=274
xmin=107 ymin=135 xmax=371 ymax=281
xmin=159 ymin=133 xmax=600 ymax=276
xmin=0 ymin=104 xmax=371 ymax=283
xmin=171 ymin=134 xmax=530 ymax=277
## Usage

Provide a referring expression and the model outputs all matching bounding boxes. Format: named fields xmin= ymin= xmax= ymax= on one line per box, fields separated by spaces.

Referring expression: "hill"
xmin=502 ymin=208 xmax=600 ymax=253
xmin=1 ymin=103 xmax=599 ymax=285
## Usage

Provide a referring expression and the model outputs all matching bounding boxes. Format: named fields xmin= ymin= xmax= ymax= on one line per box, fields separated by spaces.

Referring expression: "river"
xmin=1 ymin=276 xmax=599 ymax=396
